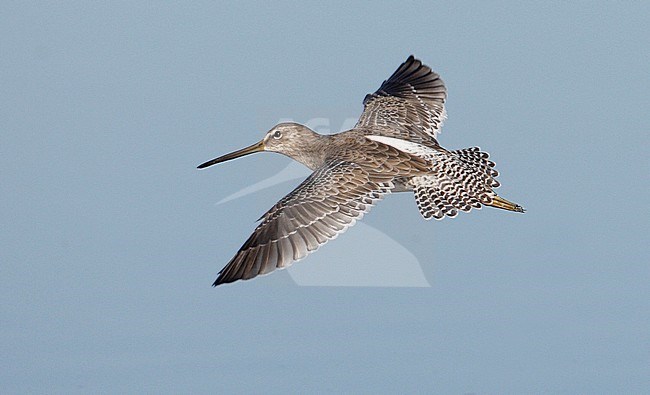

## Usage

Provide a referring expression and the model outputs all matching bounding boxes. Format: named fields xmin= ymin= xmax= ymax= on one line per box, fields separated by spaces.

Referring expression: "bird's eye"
xmin=273 ymin=130 xmax=282 ymax=139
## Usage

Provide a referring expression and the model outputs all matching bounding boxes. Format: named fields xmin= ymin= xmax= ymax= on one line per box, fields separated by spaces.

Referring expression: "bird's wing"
xmin=356 ymin=55 xmax=447 ymax=143
xmin=213 ymin=160 xmax=393 ymax=286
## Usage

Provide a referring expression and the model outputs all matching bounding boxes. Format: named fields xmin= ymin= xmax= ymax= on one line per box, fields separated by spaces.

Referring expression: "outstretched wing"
xmin=213 ymin=161 xmax=393 ymax=286
xmin=356 ymin=55 xmax=447 ymax=143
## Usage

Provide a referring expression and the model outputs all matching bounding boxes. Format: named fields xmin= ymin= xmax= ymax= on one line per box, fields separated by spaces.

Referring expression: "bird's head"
xmin=197 ymin=122 xmax=321 ymax=169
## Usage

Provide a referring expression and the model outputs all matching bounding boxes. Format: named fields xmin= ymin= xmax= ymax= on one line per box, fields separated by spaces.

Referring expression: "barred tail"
xmin=411 ymin=147 xmax=525 ymax=219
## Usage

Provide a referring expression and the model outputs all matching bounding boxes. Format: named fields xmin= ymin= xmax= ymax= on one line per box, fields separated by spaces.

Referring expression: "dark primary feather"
xmin=213 ymin=161 xmax=393 ymax=286
xmin=356 ymin=55 xmax=447 ymax=145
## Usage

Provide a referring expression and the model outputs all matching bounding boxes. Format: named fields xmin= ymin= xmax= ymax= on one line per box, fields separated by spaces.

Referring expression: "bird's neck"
xmin=290 ymin=134 xmax=330 ymax=170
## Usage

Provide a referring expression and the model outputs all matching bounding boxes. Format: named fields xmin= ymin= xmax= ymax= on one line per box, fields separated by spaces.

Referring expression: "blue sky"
xmin=2 ymin=2 xmax=648 ymax=393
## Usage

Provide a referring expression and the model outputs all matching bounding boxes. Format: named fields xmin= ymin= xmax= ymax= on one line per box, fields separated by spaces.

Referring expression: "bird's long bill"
xmin=197 ymin=140 xmax=265 ymax=169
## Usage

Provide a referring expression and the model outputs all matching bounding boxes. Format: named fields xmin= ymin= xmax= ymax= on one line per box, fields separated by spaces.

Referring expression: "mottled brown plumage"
xmin=198 ymin=55 xmax=524 ymax=286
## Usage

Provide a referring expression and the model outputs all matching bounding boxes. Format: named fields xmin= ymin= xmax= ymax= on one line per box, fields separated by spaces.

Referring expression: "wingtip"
xmin=212 ymin=274 xmax=226 ymax=286
xmin=406 ymin=54 xmax=420 ymax=65
xmin=213 ymin=272 xmax=234 ymax=287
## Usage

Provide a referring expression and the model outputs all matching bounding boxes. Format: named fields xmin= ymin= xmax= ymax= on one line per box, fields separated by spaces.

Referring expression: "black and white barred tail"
xmin=364 ymin=135 xmax=525 ymax=220
xmin=411 ymin=147 xmax=524 ymax=220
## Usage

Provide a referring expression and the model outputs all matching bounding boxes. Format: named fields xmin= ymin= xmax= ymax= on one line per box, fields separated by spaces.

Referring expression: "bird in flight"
xmin=198 ymin=55 xmax=524 ymax=286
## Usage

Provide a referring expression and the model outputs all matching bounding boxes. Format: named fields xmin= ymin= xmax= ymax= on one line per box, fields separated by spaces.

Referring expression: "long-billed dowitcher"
xmin=199 ymin=55 xmax=524 ymax=286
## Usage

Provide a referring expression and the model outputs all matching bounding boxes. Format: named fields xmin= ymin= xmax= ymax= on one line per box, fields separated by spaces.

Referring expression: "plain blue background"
xmin=2 ymin=2 xmax=648 ymax=393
